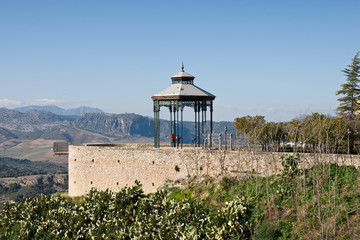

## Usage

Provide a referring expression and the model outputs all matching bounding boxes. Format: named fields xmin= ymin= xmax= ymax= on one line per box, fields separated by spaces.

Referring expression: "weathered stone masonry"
xmin=68 ymin=144 xmax=360 ymax=197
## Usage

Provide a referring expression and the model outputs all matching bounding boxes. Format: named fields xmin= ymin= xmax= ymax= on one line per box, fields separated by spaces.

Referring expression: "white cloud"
xmin=0 ymin=98 xmax=81 ymax=110
xmin=0 ymin=99 xmax=23 ymax=107
xmin=30 ymin=98 xmax=65 ymax=106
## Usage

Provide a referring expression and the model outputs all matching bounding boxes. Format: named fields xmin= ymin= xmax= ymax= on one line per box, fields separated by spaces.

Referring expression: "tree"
xmin=234 ymin=115 xmax=266 ymax=147
xmin=297 ymin=113 xmax=348 ymax=153
xmin=336 ymin=52 xmax=360 ymax=118
xmin=263 ymin=122 xmax=287 ymax=152
xmin=234 ymin=116 xmax=288 ymax=151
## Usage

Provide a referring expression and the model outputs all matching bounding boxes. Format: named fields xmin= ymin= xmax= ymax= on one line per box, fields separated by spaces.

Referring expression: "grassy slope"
xmin=0 ymin=139 xmax=66 ymax=163
xmin=165 ymin=164 xmax=360 ymax=240
xmin=0 ymin=127 xmax=152 ymax=163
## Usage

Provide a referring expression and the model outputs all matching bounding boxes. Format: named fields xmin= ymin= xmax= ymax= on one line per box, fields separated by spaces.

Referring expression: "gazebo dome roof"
xmin=152 ymin=83 xmax=215 ymax=101
xmin=171 ymin=64 xmax=195 ymax=81
xmin=171 ymin=70 xmax=195 ymax=80
xmin=152 ymin=64 xmax=215 ymax=101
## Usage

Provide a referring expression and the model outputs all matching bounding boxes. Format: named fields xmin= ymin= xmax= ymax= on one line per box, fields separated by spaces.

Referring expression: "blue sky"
xmin=0 ymin=0 xmax=359 ymax=122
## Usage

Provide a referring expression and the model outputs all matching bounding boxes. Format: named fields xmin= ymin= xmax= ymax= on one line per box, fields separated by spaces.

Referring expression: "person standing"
xmin=176 ymin=135 xmax=181 ymax=147
xmin=171 ymin=133 xmax=176 ymax=147
xmin=192 ymin=137 xmax=196 ymax=147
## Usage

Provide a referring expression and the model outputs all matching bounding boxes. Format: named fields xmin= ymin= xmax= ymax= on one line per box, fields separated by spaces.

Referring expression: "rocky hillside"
xmin=0 ymin=173 xmax=68 ymax=208
xmin=0 ymin=109 xmax=103 ymax=143
xmin=0 ymin=127 xmax=17 ymax=142
xmin=0 ymin=108 xmax=236 ymax=163
xmin=0 ymin=108 xmax=235 ymax=145
xmin=73 ymin=113 xmax=235 ymax=143
xmin=0 ymin=108 xmax=67 ymax=132
xmin=73 ymin=113 xmax=154 ymax=138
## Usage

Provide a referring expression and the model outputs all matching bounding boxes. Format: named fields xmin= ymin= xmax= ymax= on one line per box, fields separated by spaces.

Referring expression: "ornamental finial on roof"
xmin=181 ymin=62 xmax=184 ymax=72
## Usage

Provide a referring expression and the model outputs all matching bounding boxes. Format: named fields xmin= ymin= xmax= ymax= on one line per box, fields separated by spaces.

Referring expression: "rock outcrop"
xmin=73 ymin=113 xmax=154 ymax=137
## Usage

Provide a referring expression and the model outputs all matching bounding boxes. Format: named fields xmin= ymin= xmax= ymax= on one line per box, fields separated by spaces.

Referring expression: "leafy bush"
xmin=2 ymin=163 xmax=360 ymax=239
xmin=276 ymin=154 xmax=302 ymax=197
xmin=0 ymin=181 xmax=251 ymax=239
xmin=281 ymin=154 xmax=301 ymax=178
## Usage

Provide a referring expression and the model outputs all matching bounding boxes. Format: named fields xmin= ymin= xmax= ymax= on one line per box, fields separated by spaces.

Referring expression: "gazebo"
xmin=151 ymin=65 xmax=216 ymax=148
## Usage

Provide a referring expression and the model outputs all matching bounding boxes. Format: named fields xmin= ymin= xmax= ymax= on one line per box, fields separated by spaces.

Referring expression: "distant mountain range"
xmin=14 ymin=105 xmax=104 ymax=116
xmin=0 ymin=108 xmax=64 ymax=132
xmin=0 ymin=107 xmax=235 ymax=144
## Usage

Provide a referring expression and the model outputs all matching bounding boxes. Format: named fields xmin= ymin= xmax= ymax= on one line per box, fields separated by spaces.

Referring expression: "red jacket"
xmin=171 ymin=133 xmax=176 ymax=140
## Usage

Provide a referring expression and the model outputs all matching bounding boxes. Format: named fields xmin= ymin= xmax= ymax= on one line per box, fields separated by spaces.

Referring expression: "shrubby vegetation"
xmin=1 ymin=157 xmax=359 ymax=239
xmin=234 ymin=113 xmax=352 ymax=153
xmin=230 ymin=95 xmax=360 ymax=239
xmin=0 ymin=157 xmax=68 ymax=207
xmin=0 ymin=181 xmax=250 ymax=239
xmin=0 ymin=175 xmax=68 ymax=209
xmin=0 ymin=183 xmax=21 ymax=194
xmin=167 ymin=160 xmax=360 ymax=239
xmin=0 ymin=157 xmax=67 ymax=178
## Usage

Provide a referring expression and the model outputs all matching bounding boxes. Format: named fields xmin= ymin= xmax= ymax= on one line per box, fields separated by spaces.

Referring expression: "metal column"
xmin=194 ymin=102 xmax=197 ymax=147
xmin=153 ymin=100 xmax=160 ymax=148
xmin=154 ymin=106 xmax=157 ymax=148
xmin=204 ymin=101 xmax=207 ymax=147
xmin=173 ymin=103 xmax=176 ymax=138
xmin=197 ymin=102 xmax=201 ymax=146
xmin=157 ymin=110 xmax=160 ymax=148
xmin=181 ymin=102 xmax=183 ymax=149
xmin=210 ymin=101 xmax=213 ymax=148
xmin=169 ymin=105 xmax=172 ymax=146
xmin=176 ymin=101 xmax=179 ymax=148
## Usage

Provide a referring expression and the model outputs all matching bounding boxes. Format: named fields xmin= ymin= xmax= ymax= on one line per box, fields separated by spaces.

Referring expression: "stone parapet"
xmin=68 ymin=144 xmax=360 ymax=196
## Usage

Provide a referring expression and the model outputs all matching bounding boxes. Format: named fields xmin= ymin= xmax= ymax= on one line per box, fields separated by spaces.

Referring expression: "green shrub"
xmin=254 ymin=223 xmax=281 ymax=240
xmin=0 ymin=182 xmax=251 ymax=239
xmin=281 ymin=154 xmax=301 ymax=178
xmin=8 ymin=183 xmax=21 ymax=193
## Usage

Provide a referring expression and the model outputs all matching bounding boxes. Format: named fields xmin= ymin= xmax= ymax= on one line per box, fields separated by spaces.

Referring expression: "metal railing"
xmin=201 ymin=132 xmax=246 ymax=150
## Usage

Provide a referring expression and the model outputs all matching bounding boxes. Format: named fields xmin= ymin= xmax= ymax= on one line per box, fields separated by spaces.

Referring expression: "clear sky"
xmin=0 ymin=0 xmax=359 ymax=122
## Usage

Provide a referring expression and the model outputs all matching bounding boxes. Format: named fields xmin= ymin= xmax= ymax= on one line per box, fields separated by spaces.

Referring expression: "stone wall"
xmin=68 ymin=144 xmax=360 ymax=196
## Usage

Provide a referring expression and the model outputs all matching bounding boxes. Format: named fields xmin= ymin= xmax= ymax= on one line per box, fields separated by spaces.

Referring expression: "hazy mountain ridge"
xmin=0 ymin=127 xmax=18 ymax=142
xmin=73 ymin=113 xmax=154 ymax=138
xmin=0 ymin=108 xmax=235 ymax=144
xmin=0 ymin=109 xmax=67 ymax=132
xmin=14 ymin=105 xmax=104 ymax=116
